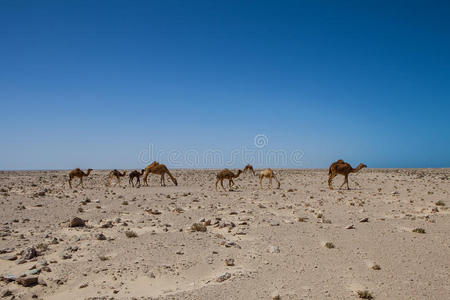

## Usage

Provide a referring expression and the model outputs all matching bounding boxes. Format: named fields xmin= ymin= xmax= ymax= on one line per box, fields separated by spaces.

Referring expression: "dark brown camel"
xmin=68 ymin=168 xmax=93 ymax=189
xmin=129 ymin=169 xmax=145 ymax=187
xmin=328 ymin=160 xmax=367 ymax=190
xmin=243 ymin=164 xmax=256 ymax=176
xmin=107 ymin=169 xmax=127 ymax=187
xmin=215 ymin=169 xmax=242 ymax=191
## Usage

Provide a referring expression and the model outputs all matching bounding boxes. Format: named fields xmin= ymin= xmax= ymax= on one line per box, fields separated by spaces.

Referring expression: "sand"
xmin=0 ymin=168 xmax=449 ymax=299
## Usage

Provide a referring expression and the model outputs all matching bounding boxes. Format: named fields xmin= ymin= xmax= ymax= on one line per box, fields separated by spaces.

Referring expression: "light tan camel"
xmin=68 ymin=168 xmax=93 ymax=189
xmin=143 ymin=161 xmax=178 ymax=186
xmin=243 ymin=164 xmax=256 ymax=176
xmin=259 ymin=168 xmax=280 ymax=189
xmin=328 ymin=160 xmax=367 ymax=190
xmin=215 ymin=169 xmax=242 ymax=191
xmin=107 ymin=169 xmax=127 ymax=186
xmin=129 ymin=169 xmax=145 ymax=187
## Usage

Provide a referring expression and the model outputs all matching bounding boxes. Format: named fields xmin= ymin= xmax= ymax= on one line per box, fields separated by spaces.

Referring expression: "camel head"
xmin=357 ymin=163 xmax=367 ymax=170
xmin=86 ymin=168 xmax=93 ymax=175
xmin=172 ymin=178 xmax=178 ymax=186
xmin=140 ymin=169 xmax=145 ymax=174
xmin=236 ymin=169 xmax=243 ymax=177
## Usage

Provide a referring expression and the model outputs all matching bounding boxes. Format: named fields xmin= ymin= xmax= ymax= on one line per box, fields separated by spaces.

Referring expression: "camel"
xmin=68 ymin=168 xmax=93 ymax=189
xmin=243 ymin=164 xmax=256 ymax=176
xmin=215 ymin=169 xmax=242 ymax=191
xmin=328 ymin=159 xmax=367 ymax=190
xmin=259 ymin=168 xmax=280 ymax=189
xmin=129 ymin=169 xmax=145 ymax=187
xmin=107 ymin=169 xmax=127 ymax=186
xmin=143 ymin=161 xmax=178 ymax=186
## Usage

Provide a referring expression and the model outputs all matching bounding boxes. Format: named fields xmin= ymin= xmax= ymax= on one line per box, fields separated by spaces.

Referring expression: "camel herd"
xmin=67 ymin=160 xmax=367 ymax=191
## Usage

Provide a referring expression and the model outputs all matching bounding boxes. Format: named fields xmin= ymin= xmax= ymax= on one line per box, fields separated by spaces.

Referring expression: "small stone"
xmin=359 ymin=217 xmax=369 ymax=223
xmin=16 ymin=276 xmax=38 ymax=287
xmin=225 ymin=258 xmax=235 ymax=266
xmin=79 ymin=283 xmax=88 ymax=288
xmin=69 ymin=217 xmax=85 ymax=228
xmin=345 ymin=224 xmax=355 ymax=229
xmin=17 ymin=247 xmax=37 ymax=264
xmin=1 ymin=290 xmax=13 ymax=297
xmin=268 ymin=246 xmax=280 ymax=253
xmin=125 ymin=230 xmax=138 ymax=238
xmin=191 ymin=223 xmax=207 ymax=232
xmin=216 ymin=272 xmax=231 ymax=282
xmin=323 ymin=242 xmax=335 ymax=249
xmin=27 ymin=268 xmax=41 ymax=275
xmin=38 ymin=277 xmax=47 ymax=286
xmin=0 ymin=255 xmax=17 ymax=261
xmin=95 ymin=233 xmax=107 ymax=240
xmin=1 ymin=274 xmax=17 ymax=282
xmin=272 ymin=291 xmax=281 ymax=300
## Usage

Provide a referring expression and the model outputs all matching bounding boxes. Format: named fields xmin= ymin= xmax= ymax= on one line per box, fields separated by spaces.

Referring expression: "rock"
xmin=268 ymin=246 xmax=280 ymax=253
xmin=1 ymin=289 xmax=13 ymax=298
xmin=345 ymin=224 xmax=355 ymax=229
xmin=50 ymin=238 xmax=59 ymax=244
xmin=270 ymin=220 xmax=280 ymax=226
xmin=38 ymin=258 xmax=48 ymax=266
xmin=223 ymin=241 xmax=241 ymax=249
xmin=101 ymin=221 xmax=113 ymax=228
xmin=125 ymin=231 xmax=138 ymax=238
xmin=79 ymin=283 xmax=88 ymax=288
xmin=225 ymin=258 xmax=235 ymax=266
xmin=38 ymin=277 xmax=47 ymax=286
xmin=17 ymin=247 xmax=37 ymax=264
xmin=60 ymin=252 xmax=72 ymax=259
xmin=69 ymin=217 xmax=85 ymax=227
xmin=359 ymin=217 xmax=369 ymax=223
xmin=216 ymin=272 xmax=231 ymax=282
xmin=323 ymin=242 xmax=335 ymax=249
xmin=16 ymin=276 xmax=38 ymax=287
xmin=0 ymin=255 xmax=17 ymax=261
xmin=235 ymin=228 xmax=247 ymax=235
xmin=191 ymin=223 xmax=207 ymax=232
xmin=27 ymin=268 xmax=41 ymax=275
xmin=272 ymin=291 xmax=281 ymax=300
xmin=1 ymin=274 xmax=17 ymax=282
xmin=95 ymin=233 xmax=107 ymax=240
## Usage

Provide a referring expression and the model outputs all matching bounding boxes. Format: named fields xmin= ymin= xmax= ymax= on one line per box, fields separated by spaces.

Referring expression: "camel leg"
xmin=215 ymin=178 xmax=219 ymax=191
xmin=259 ymin=176 xmax=263 ymax=189
xmin=339 ymin=175 xmax=347 ymax=189
xmin=229 ymin=179 xmax=235 ymax=190
xmin=143 ymin=172 xmax=149 ymax=186
xmin=78 ymin=177 xmax=83 ymax=188
xmin=116 ymin=177 xmax=120 ymax=187
xmin=136 ymin=178 xmax=140 ymax=187
xmin=221 ymin=179 xmax=226 ymax=191
xmin=328 ymin=173 xmax=336 ymax=190
xmin=269 ymin=177 xmax=273 ymax=189
xmin=345 ymin=175 xmax=350 ymax=190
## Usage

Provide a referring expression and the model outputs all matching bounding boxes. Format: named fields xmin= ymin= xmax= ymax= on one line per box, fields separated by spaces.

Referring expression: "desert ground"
xmin=0 ymin=168 xmax=449 ymax=299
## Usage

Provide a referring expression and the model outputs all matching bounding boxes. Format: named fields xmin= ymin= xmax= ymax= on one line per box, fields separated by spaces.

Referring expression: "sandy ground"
xmin=0 ymin=168 xmax=449 ymax=300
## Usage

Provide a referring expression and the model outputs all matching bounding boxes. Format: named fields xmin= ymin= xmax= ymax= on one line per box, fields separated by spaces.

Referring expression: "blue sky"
xmin=1 ymin=0 xmax=449 ymax=170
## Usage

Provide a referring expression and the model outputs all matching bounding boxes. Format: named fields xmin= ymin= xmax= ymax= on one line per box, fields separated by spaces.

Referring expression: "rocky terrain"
xmin=0 ymin=168 xmax=449 ymax=299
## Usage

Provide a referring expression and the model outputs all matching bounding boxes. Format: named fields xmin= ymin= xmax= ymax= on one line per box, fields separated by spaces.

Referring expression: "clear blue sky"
xmin=1 ymin=0 xmax=449 ymax=170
